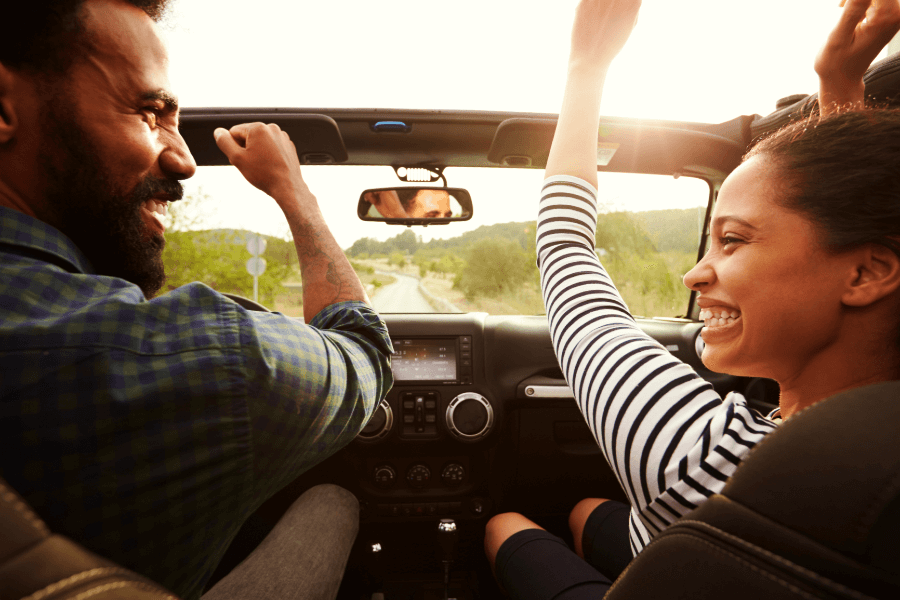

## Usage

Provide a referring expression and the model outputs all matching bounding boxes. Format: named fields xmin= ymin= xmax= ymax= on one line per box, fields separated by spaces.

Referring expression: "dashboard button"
xmin=441 ymin=463 xmax=465 ymax=487
xmin=406 ymin=464 xmax=431 ymax=488
xmin=470 ymin=499 xmax=485 ymax=516
xmin=373 ymin=464 xmax=397 ymax=489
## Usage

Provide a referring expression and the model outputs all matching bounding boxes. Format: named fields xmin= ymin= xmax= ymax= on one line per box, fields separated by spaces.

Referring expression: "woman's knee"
xmin=484 ymin=512 xmax=544 ymax=568
xmin=568 ymin=498 xmax=609 ymax=558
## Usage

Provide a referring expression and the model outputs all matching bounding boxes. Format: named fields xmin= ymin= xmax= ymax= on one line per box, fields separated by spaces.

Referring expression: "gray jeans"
xmin=202 ymin=484 xmax=359 ymax=600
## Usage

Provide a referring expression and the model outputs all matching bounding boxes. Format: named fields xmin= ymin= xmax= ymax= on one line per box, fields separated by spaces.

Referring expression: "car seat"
xmin=0 ymin=476 xmax=179 ymax=600
xmin=604 ymin=381 xmax=900 ymax=600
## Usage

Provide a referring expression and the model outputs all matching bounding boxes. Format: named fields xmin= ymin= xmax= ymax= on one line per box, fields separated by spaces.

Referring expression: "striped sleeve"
xmin=537 ymin=174 xmax=778 ymax=554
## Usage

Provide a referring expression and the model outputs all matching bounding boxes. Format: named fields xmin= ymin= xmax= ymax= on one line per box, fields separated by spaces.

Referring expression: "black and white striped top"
xmin=537 ymin=175 xmax=778 ymax=555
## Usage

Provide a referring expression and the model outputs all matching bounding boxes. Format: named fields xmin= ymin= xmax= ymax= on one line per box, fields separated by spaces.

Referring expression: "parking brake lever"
xmin=437 ymin=519 xmax=458 ymax=600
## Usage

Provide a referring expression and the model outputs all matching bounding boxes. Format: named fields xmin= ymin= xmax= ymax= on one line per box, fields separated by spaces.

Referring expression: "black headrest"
xmin=750 ymin=52 xmax=900 ymax=145
xmin=723 ymin=381 xmax=900 ymax=575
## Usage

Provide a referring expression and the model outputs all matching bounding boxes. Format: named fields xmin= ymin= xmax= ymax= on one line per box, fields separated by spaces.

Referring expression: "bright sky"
xmin=157 ymin=0 xmax=883 ymax=248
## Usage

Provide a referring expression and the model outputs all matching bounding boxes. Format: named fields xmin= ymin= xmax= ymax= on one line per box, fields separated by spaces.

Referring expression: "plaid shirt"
xmin=0 ymin=206 xmax=393 ymax=599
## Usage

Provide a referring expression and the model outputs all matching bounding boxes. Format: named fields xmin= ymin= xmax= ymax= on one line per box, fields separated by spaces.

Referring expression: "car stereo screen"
xmin=391 ymin=339 xmax=457 ymax=381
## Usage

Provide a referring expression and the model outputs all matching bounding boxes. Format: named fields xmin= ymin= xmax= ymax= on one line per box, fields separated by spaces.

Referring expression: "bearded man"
xmin=0 ymin=1 xmax=393 ymax=598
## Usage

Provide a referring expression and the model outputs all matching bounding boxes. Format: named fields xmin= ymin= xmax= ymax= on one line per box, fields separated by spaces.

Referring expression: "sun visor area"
xmin=487 ymin=117 xmax=744 ymax=178
xmin=179 ymin=111 xmax=348 ymax=166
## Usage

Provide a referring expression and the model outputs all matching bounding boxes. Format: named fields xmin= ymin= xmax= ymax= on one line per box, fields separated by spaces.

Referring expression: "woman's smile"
xmin=683 ymin=156 xmax=855 ymax=380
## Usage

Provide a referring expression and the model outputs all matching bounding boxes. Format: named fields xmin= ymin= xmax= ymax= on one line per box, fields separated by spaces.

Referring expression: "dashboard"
xmin=344 ymin=313 xmax=779 ymax=524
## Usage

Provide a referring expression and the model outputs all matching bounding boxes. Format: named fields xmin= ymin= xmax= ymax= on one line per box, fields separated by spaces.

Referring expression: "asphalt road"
xmin=371 ymin=272 xmax=437 ymax=313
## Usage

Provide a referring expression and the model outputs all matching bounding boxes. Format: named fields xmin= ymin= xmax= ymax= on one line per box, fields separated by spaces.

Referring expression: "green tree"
xmin=393 ymin=229 xmax=419 ymax=254
xmin=161 ymin=193 xmax=294 ymax=306
xmin=595 ymin=211 xmax=657 ymax=257
xmin=388 ymin=252 xmax=407 ymax=268
xmin=347 ymin=237 xmax=380 ymax=256
xmin=453 ymin=237 xmax=533 ymax=300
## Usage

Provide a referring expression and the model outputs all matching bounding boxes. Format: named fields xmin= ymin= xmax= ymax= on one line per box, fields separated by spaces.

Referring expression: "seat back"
xmin=606 ymin=381 xmax=900 ymax=600
xmin=0 ymin=477 xmax=179 ymax=600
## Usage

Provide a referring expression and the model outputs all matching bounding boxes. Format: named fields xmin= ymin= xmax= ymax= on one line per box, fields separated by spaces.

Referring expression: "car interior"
xmin=5 ymin=51 xmax=900 ymax=600
xmin=184 ymin=105 xmax=762 ymax=598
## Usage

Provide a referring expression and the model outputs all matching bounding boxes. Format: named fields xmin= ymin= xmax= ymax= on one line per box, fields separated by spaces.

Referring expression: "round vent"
xmin=445 ymin=393 xmax=494 ymax=442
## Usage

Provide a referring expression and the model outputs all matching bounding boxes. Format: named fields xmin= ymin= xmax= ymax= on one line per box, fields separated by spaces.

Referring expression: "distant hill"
xmin=634 ymin=207 xmax=706 ymax=254
xmin=346 ymin=207 xmax=704 ymax=257
xmin=169 ymin=228 xmax=298 ymax=268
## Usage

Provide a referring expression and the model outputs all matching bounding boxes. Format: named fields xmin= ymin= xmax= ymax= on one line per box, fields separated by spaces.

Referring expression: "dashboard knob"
xmin=357 ymin=399 xmax=393 ymax=443
xmin=373 ymin=464 xmax=396 ymax=489
xmin=406 ymin=464 xmax=431 ymax=489
xmin=445 ymin=393 xmax=494 ymax=441
xmin=441 ymin=463 xmax=466 ymax=487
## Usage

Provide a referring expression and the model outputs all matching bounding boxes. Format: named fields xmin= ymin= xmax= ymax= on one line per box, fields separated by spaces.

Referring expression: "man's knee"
xmin=569 ymin=498 xmax=609 ymax=558
xmin=303 ymin=483 xmax=359 ymax=515
xmin=285 ymin=484 xmax=360 ymax=541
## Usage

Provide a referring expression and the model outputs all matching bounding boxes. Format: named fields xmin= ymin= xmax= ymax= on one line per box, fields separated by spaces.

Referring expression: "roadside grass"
xmin=422 ymin=275 xmax=545 ymax=315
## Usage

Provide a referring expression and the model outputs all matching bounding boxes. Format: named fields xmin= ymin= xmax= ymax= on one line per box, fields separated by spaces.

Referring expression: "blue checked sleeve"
xmin=237 ymin=301 xmax=393 ymax=498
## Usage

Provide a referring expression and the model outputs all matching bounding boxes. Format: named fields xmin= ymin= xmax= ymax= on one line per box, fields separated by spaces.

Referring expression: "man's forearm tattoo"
xmin=293 ymin=219 xmax=358 ymax=304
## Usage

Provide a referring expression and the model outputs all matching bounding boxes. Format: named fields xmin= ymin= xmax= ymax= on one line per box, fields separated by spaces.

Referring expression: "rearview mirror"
xmin=358 ymin=187 xmax=473 ymax=225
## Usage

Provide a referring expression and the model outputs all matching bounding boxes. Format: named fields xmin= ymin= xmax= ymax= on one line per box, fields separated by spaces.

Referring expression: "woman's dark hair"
xmin=2 ymin=1 xmax=171 ymax=75
xmin=746 ymin=108 xmax=900 ymax=258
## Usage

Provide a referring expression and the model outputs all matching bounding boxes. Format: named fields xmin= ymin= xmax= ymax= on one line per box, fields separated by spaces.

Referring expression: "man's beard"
xmin=38 ymin=99 xmax=183 ymax=298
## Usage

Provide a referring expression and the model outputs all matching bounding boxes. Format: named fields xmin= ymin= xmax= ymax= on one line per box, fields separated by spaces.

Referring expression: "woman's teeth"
xmin=699 ymin=309 xmax=740 ymax=327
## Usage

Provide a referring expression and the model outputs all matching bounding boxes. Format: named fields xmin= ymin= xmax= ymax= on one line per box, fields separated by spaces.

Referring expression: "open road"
xmin=371 ymin=272 xmax=437 ymax=313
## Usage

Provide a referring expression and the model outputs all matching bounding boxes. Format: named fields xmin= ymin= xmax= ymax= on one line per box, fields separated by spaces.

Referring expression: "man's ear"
xmin=0 ymin=62 xmax=19 ymax=144
xmin=842 ymin=244 xmax=900 ymax=307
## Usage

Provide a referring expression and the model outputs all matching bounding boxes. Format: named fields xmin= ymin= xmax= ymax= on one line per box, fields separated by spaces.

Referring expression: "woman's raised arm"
xmin=816 ymin=0 xmax=900 ymax=114
xmin=545 ymin=0 xmax=641 ymax=186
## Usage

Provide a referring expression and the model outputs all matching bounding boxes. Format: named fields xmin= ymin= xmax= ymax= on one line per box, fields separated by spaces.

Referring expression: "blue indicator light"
xmin=373 ymin=121 xmax=412 ymax=133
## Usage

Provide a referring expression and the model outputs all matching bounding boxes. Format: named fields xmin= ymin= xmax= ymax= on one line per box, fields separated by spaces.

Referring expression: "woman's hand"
xmin=568 ymin=0 xmax=642 ymax=76
xmin=816 ymin=0 xmax=900 ymax=115
xmin=546 ymin=0 xmax=642 ymax=184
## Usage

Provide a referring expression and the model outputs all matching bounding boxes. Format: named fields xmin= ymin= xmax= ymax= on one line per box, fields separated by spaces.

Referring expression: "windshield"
xmin=163 ymin=167 xmax=708 ymax=318
xmin=157 ymin=0 xmax=864 ymax=319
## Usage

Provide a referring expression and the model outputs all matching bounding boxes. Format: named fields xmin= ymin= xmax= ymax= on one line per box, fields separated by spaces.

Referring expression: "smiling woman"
xmin=483 ymin=0 xmax=900 ymax=598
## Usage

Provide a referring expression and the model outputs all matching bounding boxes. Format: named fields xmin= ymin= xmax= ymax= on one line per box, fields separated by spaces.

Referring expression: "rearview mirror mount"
xmin=357 ymin=187 xmax=473 ymax=226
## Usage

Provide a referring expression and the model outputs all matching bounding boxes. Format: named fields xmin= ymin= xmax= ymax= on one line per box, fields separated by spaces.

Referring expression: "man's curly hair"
xmin=3 ymin=1 xmax=172 ymax=75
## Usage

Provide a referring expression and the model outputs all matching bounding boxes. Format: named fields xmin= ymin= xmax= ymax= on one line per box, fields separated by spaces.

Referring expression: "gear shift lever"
xmin=437 ymin=519 xmax=458 ymax=600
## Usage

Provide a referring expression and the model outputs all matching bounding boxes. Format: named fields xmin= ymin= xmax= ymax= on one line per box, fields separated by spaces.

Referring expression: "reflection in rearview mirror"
xmin=358 ymin=187 xmax=473 ymax=225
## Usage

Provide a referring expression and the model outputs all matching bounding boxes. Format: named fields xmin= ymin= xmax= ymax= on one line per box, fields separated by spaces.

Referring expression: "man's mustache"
xmin=133 ymin=176 xmax=184 ymax=203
